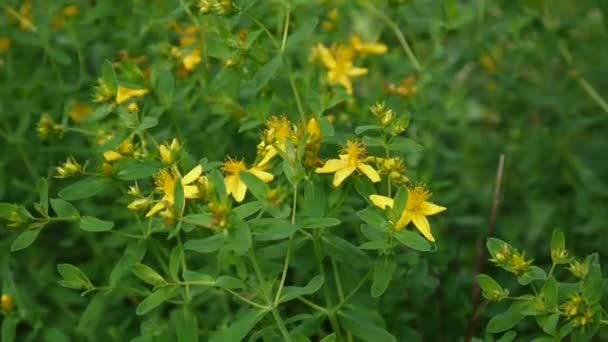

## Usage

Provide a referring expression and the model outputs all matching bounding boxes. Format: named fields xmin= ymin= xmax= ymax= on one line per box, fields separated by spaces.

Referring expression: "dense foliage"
xmin=1 ymin=0 xmax=608 ymax=341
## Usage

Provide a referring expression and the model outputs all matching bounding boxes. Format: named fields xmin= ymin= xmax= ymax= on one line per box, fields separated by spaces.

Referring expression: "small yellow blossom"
xmin=1 ymin=294 xmax=14 ymax=314
xmin=37 ymin=114 xmax=64 ymax=139
xmin=182 ymin=49 xmax=202 ymax=71
xmin=257 ymin=116 xmax=292 ymax=166
xmin=103 ymin=136 xmax=138 ymax=162
xmin=63 ymin=5 xmax=79 ymax=17
xmin=223 ymin=158 xmax=274 ymax=202
xmin=93 ymin=79 xmax=114 ymax=103
xmin=568 ymin=259 xmax=589 ymax=279
xmin=116 ymin=86 xmax=149 ymax=105
xmin=127 ymin=102 xmax=139 ymax=113
xmin=349 ymin=34 xmax=388 ymax=56
xmin=0 ymin=38 xmax=11 ymax=54
xmin=369 ymin=184 xmax=446 ymax=242
xmin=159 ymin=138 xmax=181 ymax=165
xmin=68 ymin=102 xmax=93 ymax=123
xmin=55 ymin=156 xmax=83 ymax=178
xmin=146 ymin=165 xmax=204 ymax=218
xmin=510 ymin=252 xmax=533 ymax=275
xmin=314 ymin=43 xmax=367 ymax=94
xmin=376 ymin=157 xmax=409 ymax=185
xmin=561 ymin=293 xmax=585 ymax=319
xmin=316 ymin=140 xmax=380 ymax=187
xmin=386 ymin=76 xmax=417 ymax=98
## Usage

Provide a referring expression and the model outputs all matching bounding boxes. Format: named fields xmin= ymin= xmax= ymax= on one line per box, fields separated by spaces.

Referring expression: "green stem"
xmin=297 ymin=297 xmax=329 ymax=314
xmin=359 ymin=1 xmax=421 ymax=71
xmin=271 ymin=308 xmax=294 ymax=342
xmin=176 ymin=233 xmax=191 ymax=301
xmin=313 ymin=238 xmax=343 ymax=339
xmin=280 ymin=8 xmax=290 ymax=52
xmin=274 ymin=235 xmax=293 ymax=304
xmin=334 ymin=270 xmax=371 ymax=312
xmin=289 ymin=74 xmax=306 ymax=124
xmin=331 ymin=258 xmax=345 ymax=302
xmin=242 ymin=11 xmax=280 ymax=50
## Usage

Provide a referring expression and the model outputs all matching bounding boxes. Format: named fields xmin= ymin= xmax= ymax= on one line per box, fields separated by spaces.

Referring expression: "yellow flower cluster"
xmin=490 ymin=243 xmax=533 ymax=276
xmin=311 ymin=34 xmax=387 ymax=94
xmin=561 ymin=293 xmax=596 ymax=328
xmin=171 ymin=24 xmax=203 ymax=77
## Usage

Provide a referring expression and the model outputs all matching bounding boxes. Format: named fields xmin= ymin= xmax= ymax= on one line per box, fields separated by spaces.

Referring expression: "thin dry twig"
xmin=465 ymin=154 xmax=505 ymax=340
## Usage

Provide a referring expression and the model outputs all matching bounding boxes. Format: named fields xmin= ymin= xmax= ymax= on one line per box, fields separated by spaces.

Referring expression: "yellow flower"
xmin=369 ymin=184 xmax=446 ymax=242
xmin=315 ymin=43 xmax=367 ymax=94
xmin=127 ymin=102 xmax=139 ymax=113
xmin=146 ymin=165 xmax=204 ymax=218
xmin=315 ymin=140 xmax=380 ymax=187
xmin=257 ymin=116 xmax=292 ymax=166
xmin=0 ymin=38 xmax=11 ymax=54
xmin=182 ymin=49 xmax=202 ymax=71
xmin=223 ymin=158 xmax=274 ymax=202
xmin=1 ymin=294 xmax=14 ymax=314
xmin=36 ymin=114 xmax=64 ymax=139
xmin=55 ymin=156 xmax=83 ymax=178
xmin=116 ymin=86 xmax=149 ymax=105
xmin=349 ymin=34 xmax=388 ymax=56
xmin=67 ymin=102 xmax=92 ymax=123
xmin=307 ymin=117 xmax=322 ymax=144
xmin=63 ymin=5 xmax=79 ymax=17
xmin=159 ymin=138 xmax=181 ymax=165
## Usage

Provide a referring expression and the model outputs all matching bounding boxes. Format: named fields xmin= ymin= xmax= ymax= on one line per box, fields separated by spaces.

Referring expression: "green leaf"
xmin=102 ymin=60 xmax=117 ymax=91
xmin=581 ymin=253 xmax=603 ymax=305
xmin=371 ymin=256 xmax=396 ymax=298
xmin=50 ymin=198 xmax=79 ymax=218
xmin=1 ymin=316 xmax=18 ymax=342
xmin=357 ymin=207 xmax=389 ymax=231
xmin=154 ymin=69 xmax=175 ymax=107
xmin=535 ymin=314 xmax=559 ymax=335
xmin=182 ymin=213 xmax=214 ymax=228
xmin=174 ymin=307 xmax=198 ymax=342
xmin=244 ymin=54 xmax=283 ymax=96
xmin=208 ymin=170 xmax=227 ymax=202
xmin=232 ymin=201 xmax=264 ymax=219
xmin=57 ymin=263 xmax=93 ymax=290
xmin=550 ymin=229 xmax=565 ymax=252
xmin=497 ymin=331 xmax=517 ymax=342
xmin=182 ymin=271 xmax=215 ymax=285
xmin=486 ymin=301 xmax=528 ymax=333
xmin=323 ymin=236 xmax=369 ymax=268
xmin=518 ymin=266 xmax=546 ymax=285
xmin=337 ymin=306 xmax=396 ymax=342
xmin=184 ymin=234 xmax=227 ymax=254
xmin=210 ymin=308 xmax=267 ymax=342
xmin=136 ymin=287 xmax=179 ymax=315
xmin=477 ymin=274 xmax=508 ymax=301
xmin=215 ymin=276 xmax=245 ymax=290
xmin=131 ymin=264 xmax=167 ymax=287
xmin=79 ymin=216 xmax=114 ymax=232
xmin=36 ymin=178 xmax=49 ymax=215
xmin=286 ymin=18 xmax=318 ymax=50
xmin=169 ymin=246 xmax=183 ymax=281
xmin=389 ymin=138 xmax=423 ymax=154
xmin=251 ymin=218 xmax=297 ymax=241
xmin=355 ymin=125 xmax=381 ymax=135
xmin=486 ymin=238 xmax=511 ymax=259
xmin=110 ymin=241 xmax=146 ymax=286
xmin=76 ymin=293 xmax=106 ymax=334
xmin=320 ymin=333 xmax=336 ymax=342
xmin=174 ymin=177 xmax=185 ymax=217
xmin=297 ymin=217 xmax=341 ymax=229
xmin=393 ymin=186 xmax=408 ymax=216
xmin=0 ymin=203 xmax=18 ymax=220
xmin=138 ymin=116 xmax=159 ymax=130
xmin=11 ymin=228 xmax=43 ymax=252
xmin=358 ymin=240 xmax=391 ymax=250
xmin=279 ymin=275 xmax=324 ymax=303
xmin=239 ymin=171 xmax=269 ymax=201
xmin=228 ymin=224 xmax=252 ymax=255
xmin=394 ymin=230 xmax=431 ymax=252
xmin=58 ymin=178 xmax=113 ymax=201
xmin=116 ymin=161 xmax=164 ymax=180
xmin=541 ymin=276 xmax=558 ymax=311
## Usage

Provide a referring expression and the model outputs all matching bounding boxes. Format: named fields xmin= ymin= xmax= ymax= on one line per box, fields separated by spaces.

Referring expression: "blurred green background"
xmin=1 ymin=0 xmax=607 ymax=340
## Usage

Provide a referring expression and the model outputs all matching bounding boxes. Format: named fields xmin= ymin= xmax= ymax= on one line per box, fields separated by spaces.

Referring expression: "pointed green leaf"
xmin=371 ymin=256 xmax=396 ymax=298
xmin=131 ymin=263 xmax=167 ymax=287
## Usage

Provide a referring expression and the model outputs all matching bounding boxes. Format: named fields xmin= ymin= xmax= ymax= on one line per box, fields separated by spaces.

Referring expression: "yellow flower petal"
xmin=103 ymin=150 xmax=123 ymax=162
xmin=395 ymin=211 xmax=412 ymax=231
xmin=233 ymin=180 xmax=247 ymax=202
xmin=182 ymin=165 xmax=203 ymax=184
xmin=257 ymin=146 xmax=278 ymax=167
xmin=332 ymin=165 xmax=356 ymax=187
xmin=159 ymin=144 xmax=172 ymax=164
xmin=357 ymin=163 xmax=381 ymax=183
xmin=411 ymin=214 xmax=435 ymax=242
xmin=369 ymin=195 xmax=394 ymax=210
xmin=348 ymin=67 xmax=368 ymax=77
xmin=183 ymin=185 xmax=201 ymax=199
xmin=316 ymin=44 xmax=336 ymax=69
xmin=315 ymin=159 xmax=344 ymax=173
xmin=116 ymin=86 xmax=149 ymax=105
xmin=419 ymin=201 xmax=447 ymax=216
xmin=248 ymin=168 xmax=274 ymax=183
xmin=225 ymin=175 xmax=240 ymax=196
xmin=146 ymin=202 xmax=166 ymax=217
